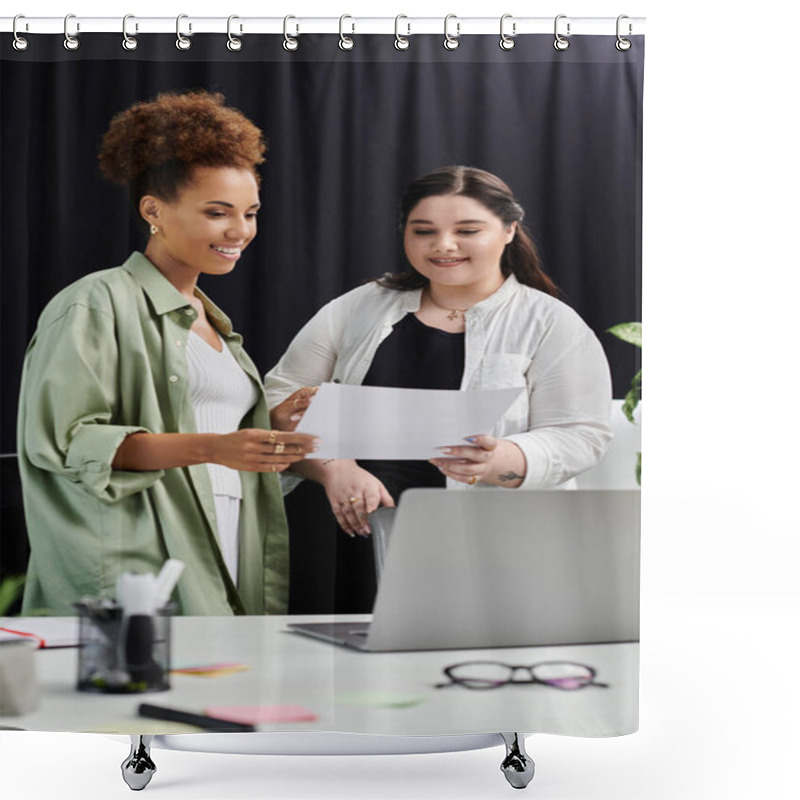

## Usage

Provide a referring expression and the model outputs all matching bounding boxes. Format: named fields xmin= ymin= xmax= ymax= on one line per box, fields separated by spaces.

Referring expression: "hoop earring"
xmin=150 ymin=224 xmax=158 ymax=235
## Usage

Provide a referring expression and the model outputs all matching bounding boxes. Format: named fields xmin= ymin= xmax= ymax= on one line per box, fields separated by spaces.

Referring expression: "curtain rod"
xmin=1 ymin=16 xmax=646 ymax=36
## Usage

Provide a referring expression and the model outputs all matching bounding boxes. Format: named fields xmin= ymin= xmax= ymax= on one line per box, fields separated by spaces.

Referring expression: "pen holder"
xmin=75 ymin=600 xmax=173 ymax=694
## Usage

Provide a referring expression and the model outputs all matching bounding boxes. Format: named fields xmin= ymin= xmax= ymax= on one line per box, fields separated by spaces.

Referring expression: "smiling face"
xmin=403 ymin=194 xmax=516 ymax=294
xmin=140 ymin=166 xmax=260 ymax=285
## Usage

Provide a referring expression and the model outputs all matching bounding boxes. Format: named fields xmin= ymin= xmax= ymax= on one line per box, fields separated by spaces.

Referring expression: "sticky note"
xmin=334 ymin=691 xmax=427 ymax=709
xmin=204 ymin=705 xmax=318 ymax=724
xmin=171 ymin=663 xmax=250 ymax=677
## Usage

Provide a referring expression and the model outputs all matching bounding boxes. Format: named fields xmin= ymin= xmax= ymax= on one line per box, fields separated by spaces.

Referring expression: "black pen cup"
xmin=75 ymin=601 xmax=174 ymax=693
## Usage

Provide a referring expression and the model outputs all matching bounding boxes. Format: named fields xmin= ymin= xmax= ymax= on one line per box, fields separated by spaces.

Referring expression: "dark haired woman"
xmin=266 ymin=166 xmax=613 ymax=612
xmin=18 ymin=91 xmax=316 ymax=616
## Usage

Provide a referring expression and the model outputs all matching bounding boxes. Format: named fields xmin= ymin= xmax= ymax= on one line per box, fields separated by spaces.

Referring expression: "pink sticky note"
xmin=172 ymin=663 xmax=246 ymax=674
xmin=205 ymin=705 xmax=318 ymax=724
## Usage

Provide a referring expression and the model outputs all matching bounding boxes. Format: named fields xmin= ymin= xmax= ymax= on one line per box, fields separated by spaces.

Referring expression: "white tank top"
xmin=185 ymin=331 xmax=259 ymax=586
xmin=185 ymin=331 xmax=259 ymax=498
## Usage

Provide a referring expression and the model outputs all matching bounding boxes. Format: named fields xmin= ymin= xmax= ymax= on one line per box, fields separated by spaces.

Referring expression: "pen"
xmin=138 ymin=703 xmax=257 ymax=732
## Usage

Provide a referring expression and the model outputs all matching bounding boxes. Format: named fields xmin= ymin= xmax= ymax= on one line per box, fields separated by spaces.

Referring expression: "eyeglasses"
xmin=435 ymin=660 xmax=609 ymax=690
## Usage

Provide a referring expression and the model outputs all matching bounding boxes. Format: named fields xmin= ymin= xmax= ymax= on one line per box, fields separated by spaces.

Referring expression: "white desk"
xmin=1 ymin=616 xmax=638 ymax=738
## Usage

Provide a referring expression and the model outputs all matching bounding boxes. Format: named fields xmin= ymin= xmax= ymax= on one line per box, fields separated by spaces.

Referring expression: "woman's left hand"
xmin=270 ymin=386 xmax=318 ymax=432
xmin=429 ymin=435 xmax=526 ymax=488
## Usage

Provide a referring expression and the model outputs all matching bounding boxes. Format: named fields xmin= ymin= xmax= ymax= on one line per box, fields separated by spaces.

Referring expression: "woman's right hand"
xmin=320 ymin=461 xmax=395 ymax=537
xmin=210 ymin=429 xmax=319 ymax=472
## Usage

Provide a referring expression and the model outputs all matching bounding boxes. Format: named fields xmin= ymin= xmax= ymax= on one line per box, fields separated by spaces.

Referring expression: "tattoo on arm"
xmin=498 ymin=471 xmax=523 ymax=482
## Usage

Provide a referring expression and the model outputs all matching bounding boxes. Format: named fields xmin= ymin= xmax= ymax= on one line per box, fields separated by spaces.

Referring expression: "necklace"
xmin=426 ymin=293 xmax=468 ymax=321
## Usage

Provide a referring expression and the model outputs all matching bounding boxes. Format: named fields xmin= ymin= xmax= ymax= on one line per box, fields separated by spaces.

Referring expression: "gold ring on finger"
xmin=267 ymin=430 xmax=278 ymax=444
xmin=468 ymin=476 xmax=478 ymax=485
xmin=349 ymin=496 xmax=361 ymax=504
xmin=274 ymin=442 xmax=285 ymax=454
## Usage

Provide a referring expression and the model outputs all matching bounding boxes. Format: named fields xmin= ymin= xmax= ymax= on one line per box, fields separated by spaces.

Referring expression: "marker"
xmin=117 ymin=573 xmax=159 ymax=685
xmin=138 ymin=703 xmax=257 ymax=732
xmin=153 ymin=559 xmax=185 ymax=609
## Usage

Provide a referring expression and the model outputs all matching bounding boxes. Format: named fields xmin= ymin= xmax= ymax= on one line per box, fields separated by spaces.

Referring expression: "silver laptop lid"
xmin=366 ymin=489 xmax=640 ymax=651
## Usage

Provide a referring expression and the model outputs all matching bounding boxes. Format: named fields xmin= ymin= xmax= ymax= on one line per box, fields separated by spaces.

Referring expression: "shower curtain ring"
xmin=122 ymin=15 xmax=138 ymax=51
xmin=176 ymin=14 xmax=192 ymax=51
xmin=227 ymin=15 xmax=243 ymax=51
xmin=63 ymin=14 xmax=80 ymax=51
xmin=394 ymin=15 xmax=410 ymax=50
xmin=444 ymin=14 xmax=460 ymax=51
xmin=12 ymin=15 xmax=29 ymax=51
xmin=339 ymin=15 xmax=355 ymax=51
xmin=615 ymin=15 xmax=632 ymax=51
xmin=499 ymin=14 xmax=516 ymax=50
xmin=554 ymin=14 xmax=570 ymax=51
xmin=283 ymin=16 xmax=299 ymax=51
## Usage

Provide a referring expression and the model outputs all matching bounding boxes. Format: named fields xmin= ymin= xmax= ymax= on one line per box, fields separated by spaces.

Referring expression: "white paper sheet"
xmin=295 ymin=383 xmax=524 ymax=460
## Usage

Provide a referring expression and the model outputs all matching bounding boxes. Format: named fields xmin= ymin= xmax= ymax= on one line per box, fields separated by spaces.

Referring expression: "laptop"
xmin=288 ymin=488 xmax=640 ymax=652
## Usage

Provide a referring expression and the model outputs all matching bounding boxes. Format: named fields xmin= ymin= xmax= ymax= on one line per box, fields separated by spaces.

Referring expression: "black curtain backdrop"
xmin=1 ymin=33 xmax=643 ymax=601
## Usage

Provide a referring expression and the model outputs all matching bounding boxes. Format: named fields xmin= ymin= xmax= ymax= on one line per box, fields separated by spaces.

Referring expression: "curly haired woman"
xmin=18 ymin=91 xmax=316 ymax=615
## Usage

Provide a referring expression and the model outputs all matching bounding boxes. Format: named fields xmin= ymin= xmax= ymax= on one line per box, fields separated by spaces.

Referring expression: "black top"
xmin=359 ymin=312 xmax=465 ymax=498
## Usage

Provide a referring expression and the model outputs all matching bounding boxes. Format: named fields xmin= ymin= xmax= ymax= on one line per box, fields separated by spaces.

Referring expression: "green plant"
xmin=0 ymin=575 xmax=26 ymax=617
xmin=607 ymin=321 xmax=641 ymax=484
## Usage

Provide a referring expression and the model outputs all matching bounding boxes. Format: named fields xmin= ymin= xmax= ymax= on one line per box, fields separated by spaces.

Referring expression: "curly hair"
xmin=98 ymin=90 xmax=266 ymax=205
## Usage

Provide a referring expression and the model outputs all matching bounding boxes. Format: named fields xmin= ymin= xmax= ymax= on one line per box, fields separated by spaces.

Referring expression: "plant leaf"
xmin=635 ymin=452 xmax=641 ymax=485
xmin=607 ymin=322 xmax=642 ymax=348
xmin=0 ymin=574 xmax=27 ymax=617
xmin=622 ymin=369 xmax=642 ymax=422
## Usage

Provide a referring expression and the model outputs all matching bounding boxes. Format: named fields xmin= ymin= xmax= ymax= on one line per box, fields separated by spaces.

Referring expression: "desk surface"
xmin=0 ymin=616 xmax=638 ymax=737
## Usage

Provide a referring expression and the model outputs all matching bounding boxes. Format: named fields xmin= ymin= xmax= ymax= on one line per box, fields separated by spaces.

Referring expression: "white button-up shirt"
xmin=265 ymin=275 xmax=613 ymax=489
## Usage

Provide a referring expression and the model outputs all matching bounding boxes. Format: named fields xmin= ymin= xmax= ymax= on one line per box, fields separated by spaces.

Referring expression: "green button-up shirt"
xmin=18 ymin=252 xmax=289 ymax=615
